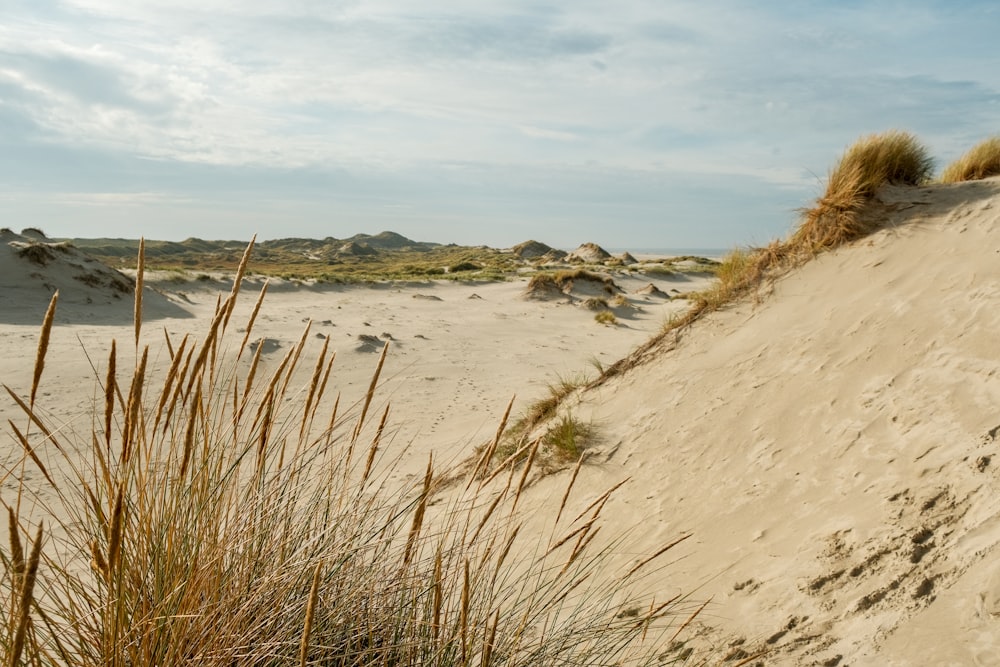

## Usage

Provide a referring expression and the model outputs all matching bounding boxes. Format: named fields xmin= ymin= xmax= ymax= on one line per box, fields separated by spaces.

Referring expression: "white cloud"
xmin=0 ymin=1 xmax=998 ymax=246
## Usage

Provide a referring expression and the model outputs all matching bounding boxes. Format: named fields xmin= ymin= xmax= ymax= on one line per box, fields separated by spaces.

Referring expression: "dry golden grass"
xmin=1 ymin=242 xmax=701 ymax=665
xmin=940 ymin=136 xmax=1000 ymax=183
xmin=794 ymin=130 xmax=933 ymax=251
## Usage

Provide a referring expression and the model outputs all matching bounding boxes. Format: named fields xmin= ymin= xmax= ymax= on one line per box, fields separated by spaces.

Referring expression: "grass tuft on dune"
xmin=940 ymin=136 xmax=1000 ymax=183
xmin=793 ymin=130 xmax=934 ymax=251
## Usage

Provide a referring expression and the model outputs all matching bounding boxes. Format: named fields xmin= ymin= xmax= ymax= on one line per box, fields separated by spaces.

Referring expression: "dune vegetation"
xmin=940 ymin=136 xmax=1000 ymax=183
xmin=0 ymin=243 xmax=700 ymax=665
xmin=581 ymin=129 xmax=936 ymax=390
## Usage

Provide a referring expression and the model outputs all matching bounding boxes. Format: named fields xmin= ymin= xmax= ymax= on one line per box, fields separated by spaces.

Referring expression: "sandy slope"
xmin=518 ymin=177 xmax=1000 ymax=665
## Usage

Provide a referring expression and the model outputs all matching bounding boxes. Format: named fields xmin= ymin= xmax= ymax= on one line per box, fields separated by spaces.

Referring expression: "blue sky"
xmin=1 ymin=1 xmax=998 ymax=249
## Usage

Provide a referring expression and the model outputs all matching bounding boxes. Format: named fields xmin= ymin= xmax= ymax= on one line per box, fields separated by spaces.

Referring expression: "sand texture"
xmin=515 ymin=177 xmax=1000 ymax=665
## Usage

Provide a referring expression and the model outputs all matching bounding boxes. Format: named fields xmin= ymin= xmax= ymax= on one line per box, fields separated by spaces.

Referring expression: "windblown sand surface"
xmin=516 ymin=177 xmax=1000 ymax=665
xmin=4 ymin=177 xmax=1000 ymax=665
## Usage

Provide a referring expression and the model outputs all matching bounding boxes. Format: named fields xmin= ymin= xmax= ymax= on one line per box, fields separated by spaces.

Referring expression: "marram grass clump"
xmin=1 ymin=242 xmax=700 ymax=666
xmin=794 ymin=130 xmax=933 ymax=251
xmin=940 ymin=136 xmax=1000 ymax=183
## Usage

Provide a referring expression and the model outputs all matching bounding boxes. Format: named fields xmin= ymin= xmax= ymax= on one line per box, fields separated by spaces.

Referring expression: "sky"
xmin=1 ymin=1 xmax=998 ymax=250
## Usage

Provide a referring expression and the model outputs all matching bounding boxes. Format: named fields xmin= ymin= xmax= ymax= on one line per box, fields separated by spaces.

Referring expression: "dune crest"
xmin=518 ymin=177 xmax=1000 ymax=664
xmin=0 ymin=229 xmax=191 ymax=324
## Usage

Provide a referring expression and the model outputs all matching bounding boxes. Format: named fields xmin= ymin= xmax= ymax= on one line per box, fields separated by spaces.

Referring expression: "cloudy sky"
xmin=1 ymin=1 xmax=998 ymax=249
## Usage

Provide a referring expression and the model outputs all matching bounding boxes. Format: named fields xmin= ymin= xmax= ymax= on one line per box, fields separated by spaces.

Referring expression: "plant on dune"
xmin=793 ymin=130 xmax=934 ymax=251
xmin=542 ymin=414 xmax=594 ymax=463
xmin=940 ymin=136 xmax=1000 ymax=183
xmin=1 ymin=242 xmax=699 ymax=665
xmin=594 ymin=310 xmax=618 ymax=325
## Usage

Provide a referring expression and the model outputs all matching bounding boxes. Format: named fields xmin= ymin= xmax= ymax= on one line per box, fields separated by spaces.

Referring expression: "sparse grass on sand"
xmin=1 ymin=242 xmax=700 ymax=665
xmin=589 ymin=130 xmax=933 ymax=388
xmin=940 ymin=136 xmax=1000 ymax=183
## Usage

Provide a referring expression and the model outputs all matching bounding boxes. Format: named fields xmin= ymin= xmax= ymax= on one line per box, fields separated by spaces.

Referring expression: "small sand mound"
xmin=566 ymin=242 xmax=612 ymax=263
xmin=522 ymin=274 xmax=571 ymax=301
xmin=619 ymin=252 xmax=638 ymax=265
xmin=581 ymin=297 xmax=610 ymax=311
xmin=0 ymin=232 xmax=190 ymax=324
xmin=248 ymin=338 xmax=283 ymax=354
xmin=413 ymin=294 xmax=443 ymax=301
xmin=536 ymin=249 xmax=568 ymax=264
xmin=511 ymin=240 xmax=555 ymax=260
xmin=634 ymin=283 xmax=670 ymax=298
xmin=355 ymin=334 xmax=386 ymax=353
xmin=523 ymin=270 xmax=620 ymax=301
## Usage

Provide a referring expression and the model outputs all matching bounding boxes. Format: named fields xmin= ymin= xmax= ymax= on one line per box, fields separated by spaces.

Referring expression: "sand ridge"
xmin=514 ymin=177 xmax=1000 ymax=665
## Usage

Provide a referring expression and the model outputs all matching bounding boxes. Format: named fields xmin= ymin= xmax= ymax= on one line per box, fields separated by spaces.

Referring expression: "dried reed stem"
xmin=104 ymin=340 xmax=116 ymax=453
xmin=30 ymin=291 xmax=58 ymax=412
xmin=222 ymin=235 xmax=255 ymax=332
xmin=8 ymin=523 xmax=43 ymax=667
xmin=351 ymin=341 xmax=389 ymax=443
xmin=403 ymin=454 xmax=433 ymax=567
xmin=669 ymin=595 xmax=711 ymax=642
xmin=299 ymin=334 xmax=330 ymax=443
xmin=623 ymin=533 xmax=692 ymax=580
xmin=298 ymin=560 xmax=323 ymax=667
xmin=134 ymin=238 xmax=144 ymax=349
xmin=237 ymin=280 xmax=269 ymax=361
xmin=555 ymin=453 xmax=587 ymax=526
xmin=3 ymin=386 xmax=64 ymax=454
xmin=361 ymin=404 xmax=391 ymax=485
xmin=468 ymin=395 xmax=515 ymax=491
xmin=107 ymin=486 xmax=124 ymax=578
xmin=6 ymin=420 xmax=55 ymax=488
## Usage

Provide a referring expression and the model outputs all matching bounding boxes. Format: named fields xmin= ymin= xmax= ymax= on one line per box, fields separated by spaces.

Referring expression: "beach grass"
xmin=586 ymin=129 xmax=933 ymax=390
xmin=1 ymin=243 xmax=699 ymax=666
xmin=793 ymin=130 xmax=933 ymax=251
xmin=594 ymin=310 xmax=618 ymax=325
xmin=940 ymin=136 xmax=1000 ymax=183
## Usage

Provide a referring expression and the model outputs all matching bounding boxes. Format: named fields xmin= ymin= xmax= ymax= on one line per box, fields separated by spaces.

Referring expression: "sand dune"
xmin=0 ymin=230 xmax=191 ymax=325
xmin=516 ymin=177 xmax=1000 ymax=664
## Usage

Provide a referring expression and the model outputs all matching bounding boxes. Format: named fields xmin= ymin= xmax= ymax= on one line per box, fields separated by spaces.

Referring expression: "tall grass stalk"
xmin=1 ymin=242 xmax=699 ymax=665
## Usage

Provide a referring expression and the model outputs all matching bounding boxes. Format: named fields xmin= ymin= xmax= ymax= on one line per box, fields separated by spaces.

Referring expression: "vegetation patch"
xmin=794 ymin=130 xmax=933 ymax=251
xmin=16 ymin=243 xmax=56 ymax=266
xmin=940 ymin=136 xmax=1000 ymax=183
xmin=582 ymin=297 xmax=610 ymax=311
xmin=594 ymin=310 xmax=618 ymax=325
xmin=542 ymin=414 xmax=595 ymax=463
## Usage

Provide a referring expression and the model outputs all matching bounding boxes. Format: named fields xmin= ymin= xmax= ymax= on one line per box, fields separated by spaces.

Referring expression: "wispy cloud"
xmin=0 ymin=1 xmax=998 ymax=247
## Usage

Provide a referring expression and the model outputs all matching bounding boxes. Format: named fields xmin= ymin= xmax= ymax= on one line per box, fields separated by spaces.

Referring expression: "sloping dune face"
xmin=524 ymin=178 xmax=1000 ymax=664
